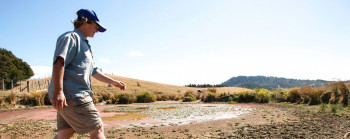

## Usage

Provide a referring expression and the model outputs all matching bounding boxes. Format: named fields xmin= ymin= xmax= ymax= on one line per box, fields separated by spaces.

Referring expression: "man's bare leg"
xmin=89 ymin=126 xmax=105 ymax=139
xmin=53 ymin=128 xmax=75 ymax=139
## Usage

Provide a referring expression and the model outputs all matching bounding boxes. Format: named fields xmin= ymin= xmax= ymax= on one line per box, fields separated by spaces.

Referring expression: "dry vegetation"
xmin=3 ymin=74 xmax=350 ymax=113
xmin=0 ymin=74 xmax=251 ymax=108
xmin=90 ymin=74 xmax=251 ymax=104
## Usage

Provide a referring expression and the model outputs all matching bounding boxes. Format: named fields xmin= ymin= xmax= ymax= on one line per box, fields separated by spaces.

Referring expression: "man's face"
xmin=86 ymin=22 xmax=99 ymax=38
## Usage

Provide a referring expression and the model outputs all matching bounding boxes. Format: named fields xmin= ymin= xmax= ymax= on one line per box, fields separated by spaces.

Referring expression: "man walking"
xmin=48 ymin=9 xmax=126 ymax=139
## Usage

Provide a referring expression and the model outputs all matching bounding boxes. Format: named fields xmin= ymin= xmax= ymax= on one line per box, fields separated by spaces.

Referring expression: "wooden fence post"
xmin=27 ymin=81 xmax=29 ymax=92
xmin=38 ymin=81 xmax=41 ymax=90
xmin=11 ymin=80 xmax=13 ymax=92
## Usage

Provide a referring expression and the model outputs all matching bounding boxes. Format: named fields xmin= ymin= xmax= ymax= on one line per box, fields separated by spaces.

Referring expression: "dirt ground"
xmin=1 ymin=102 xmax=350 ymax=138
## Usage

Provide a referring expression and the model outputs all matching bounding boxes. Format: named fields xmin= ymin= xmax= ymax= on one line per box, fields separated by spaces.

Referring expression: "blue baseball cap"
xmin=77 ymin=9 xmax=106 ymax=32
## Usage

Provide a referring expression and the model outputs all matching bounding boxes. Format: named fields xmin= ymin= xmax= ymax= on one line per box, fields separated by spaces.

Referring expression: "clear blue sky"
xmin=1 ymin=0 xmax=350 ymax=86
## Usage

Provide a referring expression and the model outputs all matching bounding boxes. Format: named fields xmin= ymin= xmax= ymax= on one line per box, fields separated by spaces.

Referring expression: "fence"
xmin=0 ymin=77 xmax=51 ymax=93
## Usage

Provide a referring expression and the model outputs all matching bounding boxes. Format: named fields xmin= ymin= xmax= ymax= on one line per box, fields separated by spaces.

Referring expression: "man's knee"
xmin=56 ymin=128 xmax=75 ymax=139
xmin=89 ymin=126 xmax=104 ymax=135
xmin=89 ymin=126 xmax=105 ymax=139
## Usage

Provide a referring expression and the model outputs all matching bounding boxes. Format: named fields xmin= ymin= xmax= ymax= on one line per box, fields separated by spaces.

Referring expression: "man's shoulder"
xmin=59 ymin=31 xmax=80 ymax=38
xmin=57 ymin=30 xmax=81 ymax=41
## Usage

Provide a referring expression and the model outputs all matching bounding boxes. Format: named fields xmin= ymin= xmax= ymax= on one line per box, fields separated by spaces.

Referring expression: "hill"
xmin=222 ymin=76 xmax=328 ymax=90
xmin=3 ymin=74 xmax=250 ymax=95
xmin=92 ymin=74 xmax=251 ymax=96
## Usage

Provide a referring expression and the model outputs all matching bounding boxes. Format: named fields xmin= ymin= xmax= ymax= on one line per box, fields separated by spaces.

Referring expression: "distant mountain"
xmin=222 ymin=76 xmax=328 ymax=89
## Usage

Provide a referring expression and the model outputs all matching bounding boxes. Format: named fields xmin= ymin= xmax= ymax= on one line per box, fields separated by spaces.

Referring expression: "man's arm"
xmin=92 ymin=72 xmax=126 ymax=90
xmin=51 ymin=57 xmax=68 ymax=111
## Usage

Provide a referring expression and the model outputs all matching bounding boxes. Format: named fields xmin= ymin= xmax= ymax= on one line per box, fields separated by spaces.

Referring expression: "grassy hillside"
xmin=1 ymin=74 xmax=250 ymax=96
xmin=0 ymin=74 xmax=251 ymax=108
xmin=92 ymin=74 xmax=251 ymax=101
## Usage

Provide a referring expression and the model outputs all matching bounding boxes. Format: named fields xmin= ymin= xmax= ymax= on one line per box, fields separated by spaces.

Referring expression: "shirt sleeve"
xmin=92 ymin=64 xmax=102 ymax=75
xmin=53 ymin=33 xmax=77 ymax=67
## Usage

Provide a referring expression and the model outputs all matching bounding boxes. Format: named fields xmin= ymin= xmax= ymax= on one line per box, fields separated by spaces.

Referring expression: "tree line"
xmin=221 ymin=76 xmax=328 ymax=90
xmin=185 ymin=84 xmax=227 ymax=88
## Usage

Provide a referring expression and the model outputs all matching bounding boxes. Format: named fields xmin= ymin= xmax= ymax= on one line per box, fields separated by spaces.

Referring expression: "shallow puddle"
xmin=102 ymin=112 xmax=148 ymax=121
xmin=101 ymin=103 xmax=251 ymax=128
xmin=156 ymin=106 xmax=178 ymax=110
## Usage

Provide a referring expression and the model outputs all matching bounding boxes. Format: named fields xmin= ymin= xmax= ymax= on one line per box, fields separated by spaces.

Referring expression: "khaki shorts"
xmin=57 ymin=95 xmax=103 ymax=134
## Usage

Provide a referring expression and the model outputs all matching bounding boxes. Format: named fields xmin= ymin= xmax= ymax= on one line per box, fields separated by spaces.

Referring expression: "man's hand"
xmin=112 ymin=81 xmax=126 ymax=90
xmin=92 ymin=72 xmax=126 ymax=90
xmin=51 ymin=91 xmax=68 ymax=111
xmin=51 ymin=57 xmax=67 ymax=111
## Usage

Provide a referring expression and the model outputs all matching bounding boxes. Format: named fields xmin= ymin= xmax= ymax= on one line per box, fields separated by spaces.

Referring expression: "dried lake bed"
xmin=2 ymin=101 xmax=350 ymax=138
xmin=101 ymin=102 xmax=252 ymax=128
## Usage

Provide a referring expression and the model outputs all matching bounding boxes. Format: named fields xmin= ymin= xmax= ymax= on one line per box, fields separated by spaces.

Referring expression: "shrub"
xmin=237 ymin=92 xmax=245 ymax=103
xmin=196 ymin=91 xmax=202 ymax=100
xmin=338 ymin=82 xmax=349 ymax=106
xmin=183 ymin=92 xmax=196 ymax=102
xmin=329 ymin=84 xmax=341 ymax=104
xmin=246 ymin=91 xmax=256 ymax=102
xmin=0 ymin=96 xmax=10 ymax=108
xmin=320 ymin=92 xmax=332 ymax=104
xmin=218 ymin=92 xmax=239 ymax=102
xmin=20 ymin=93 xmax=35 ymax=105
xmin=5 ymin=92 xmax=17 ymax=105
xmin=307 ymin=88 xmax=323 ymax=105
xmin=299 ymin=86 xmax=313 ymax=104
xmin=116 ymin=93 xmax=135 ymax=104
xmin=217 ymin=93 xmax=229 ymax=102
xmin=137 ymin=92 xmax=156 ymax=103
xmin=201 ymin=91 xmax=208 ymax=101
xmin=270 ymin=91 xmax=288 ymax=102
xmin=93 ymin=96 xmax=99 ymax=104
xmin=204 ymin=92 xmax=216 ymax=102
xmin=156 ymin=94 xmax=169 ymax=101
xmin=31 ymin=91 xmax=46 ymax=106
xmin=255 ymin=89 xmax=270 ymax=103
xmin=237 ymin=91 xmax=255 ymax=103
xmin=168 ymin=94 xmax=177 ymax=101
xmin=17 ymin=91 xmax=50 ymax=106
xmin=230 ymin=93 xmax=240 ymax=102
xmin=286 ymin=88 xmax=301 ymax=103
xmin=0 ymin=97 xmax=4 ymax=105
xmin=42 ymin=91 xmax=51 ymax=105
xmin=100 ymin=91 xmax=114 ymax=101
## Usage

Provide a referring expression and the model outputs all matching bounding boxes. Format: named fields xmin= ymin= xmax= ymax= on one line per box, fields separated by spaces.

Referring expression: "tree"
xmin=0 ymin=48 xmax=34 ymax=89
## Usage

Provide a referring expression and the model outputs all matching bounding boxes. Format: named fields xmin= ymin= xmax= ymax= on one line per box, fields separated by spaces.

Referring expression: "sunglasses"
xmin=86 ymin=20 xmax=101 ymax=30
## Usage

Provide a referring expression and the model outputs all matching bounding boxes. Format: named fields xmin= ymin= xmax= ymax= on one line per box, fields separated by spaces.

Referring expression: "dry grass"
xmin=91 ymin=74 xmax=197 ymax=96
xmin=91 ymin=74 xmax=251 ymax=102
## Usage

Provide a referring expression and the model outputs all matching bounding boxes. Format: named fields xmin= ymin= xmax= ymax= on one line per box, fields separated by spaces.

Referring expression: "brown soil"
xmin=0 ymin=103 xmax=349 ymax=138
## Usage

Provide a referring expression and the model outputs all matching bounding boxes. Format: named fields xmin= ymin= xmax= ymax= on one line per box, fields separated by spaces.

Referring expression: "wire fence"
xmin=0 ymin=77 xmax=51 ymax=93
